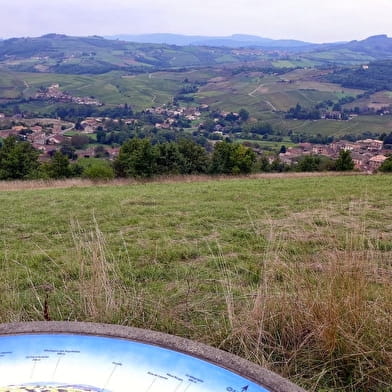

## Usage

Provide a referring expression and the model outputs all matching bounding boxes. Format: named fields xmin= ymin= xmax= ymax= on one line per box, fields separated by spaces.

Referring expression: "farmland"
xmin=195 ymin=69 xmax=364 ymax=113
xmin=1 ymin=34 xmax=392 ymax=129
xmin=3 ymin=64 xmax=392 ymax=137
xmin=4 ymin=65 xmax=392 ymax=139
xmin=0 ymin=67 xmax=366 ymax=113
xmin=0 ymin=174 xmax=391 ymax=391
xmin=2 ymin=36 xmax=392 ymax=143
xmin=269 ymin=114 xmax=392 ymax=137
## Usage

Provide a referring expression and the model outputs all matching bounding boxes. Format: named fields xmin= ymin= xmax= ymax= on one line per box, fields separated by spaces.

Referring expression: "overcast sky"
xmin=1 ymin=0 xmax=391 ymax=43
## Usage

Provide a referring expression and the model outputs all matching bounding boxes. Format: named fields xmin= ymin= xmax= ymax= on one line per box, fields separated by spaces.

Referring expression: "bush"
xmin=0 ymin=136 xmax=40 ymax=180
xmin=335 ymin=150 xmax=355 ymax=171
xmin=114 ymin=138 xmax=156 ymax=178
xmin=210 ymin=141 xmax=256 ymax=174
xmin=82 ymin=161 xmax=115 ymax=180
xmin=378 ymin=156 xmax=392 ymax=172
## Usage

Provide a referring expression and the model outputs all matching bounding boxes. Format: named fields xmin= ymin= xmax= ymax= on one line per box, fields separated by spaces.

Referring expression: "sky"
xmin=1 ymin=0 xmax=392 ymax=43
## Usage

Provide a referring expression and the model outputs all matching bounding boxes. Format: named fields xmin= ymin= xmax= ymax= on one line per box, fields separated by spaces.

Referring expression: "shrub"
xmin=82 ymin=161 xmax=115 ymax=180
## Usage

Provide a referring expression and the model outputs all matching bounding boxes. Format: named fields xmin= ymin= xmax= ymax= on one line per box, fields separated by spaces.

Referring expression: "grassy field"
xmin=302 ymin=49 xmax=375 ymax=65
xmin=195 ymin=69 xmax=363 ymax=115
xmin=270 ymin=114 xmax=392 ymax=137
xmin=0 ymin=173 xmax=391 ymax=391
xmin=0 ymin=70 xmax=181 ymax=110
xmin=236 ymin=138 xmax=297 ymax=151
xmin=343 ymin=90 xmax=392 ymax=111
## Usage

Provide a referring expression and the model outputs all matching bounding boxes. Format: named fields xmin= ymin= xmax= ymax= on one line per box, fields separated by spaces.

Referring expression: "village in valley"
xmin=35 ymin=83 xmax=102 ymax=106
xmin=0 ymin=97 xmax=390 ymax=172
xmin=278 ymin=138 xmax=388 ymax=172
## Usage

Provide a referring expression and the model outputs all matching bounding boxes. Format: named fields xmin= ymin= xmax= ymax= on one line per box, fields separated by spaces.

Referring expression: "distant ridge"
xmin=105 ymin=33 xmax=318 ymax=50
xmin=313 ymin=34 xmax=392 ymax=58
xmin=1 ymin=33 xmax=391 ymax=75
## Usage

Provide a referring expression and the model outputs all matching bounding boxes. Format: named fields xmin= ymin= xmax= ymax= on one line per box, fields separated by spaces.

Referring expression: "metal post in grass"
xmin=0 ymin=322 xmax=305 ymax=392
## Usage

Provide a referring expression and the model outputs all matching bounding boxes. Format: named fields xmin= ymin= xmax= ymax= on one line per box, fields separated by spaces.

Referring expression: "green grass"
xmin=0 ymin=69 xmax=184 ymax=110
xmin=303 ymin=49 xmax=375 ymax=65
xmin=236 ymin=138 xmax=297 ymax=151
xmin=195 ymin=71 xmax=363 ymax=116
xmin=0 ymin=174 xmax=391 ymax=391
xmin=343 ymin=90 xmax=392 ymax=110
xmin=270 ymin=114 xmax=392 ymax=136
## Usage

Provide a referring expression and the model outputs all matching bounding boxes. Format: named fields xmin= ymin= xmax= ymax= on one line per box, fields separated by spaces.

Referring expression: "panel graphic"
xmin=0 ymin=334 xmax=271 ymax=392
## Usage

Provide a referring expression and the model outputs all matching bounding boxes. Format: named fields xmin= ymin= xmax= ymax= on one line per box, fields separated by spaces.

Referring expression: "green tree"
xmin=114 ymin=138 xmax=156 ymax=178
xmin=379 ymin=156 xmax=392 ymax=172
xmin=71 ymin=134 xmax=90 ymax=149
xmin=177 ymin=139 xmax=209 ymax=174
xmin=296 ymin=155 xmax=321 ymax=172
xmin=44 ymin=151 xmax=72 ymax=179
xmin=270 ymin=158 xmax=291 ymax=172
xmin=210 ymin=141 xmax=256 ymax=174
xmin=60 ymin=142 xmax=78 ymax=160
xmin=94 ymin=145 xmax=109 ymax=158
xmin=259 ymin=155 xmax=271 ymax=172
xmin=82 ymin=160 xmax=115 ymax=180
xmin=239 ymin=108 xmax=249 ymax=122
xmin=0 ymin=136 xmax=40 ymax=179
xmin=335 ymin=150 xmax=355 ymax=171
xmin=279 ymin=145 xmax=287 ymax=154
xmin=155 ymin=142 xmax=182 ymax=175
xmin=202 ymin=118 xmax=216 ymax=132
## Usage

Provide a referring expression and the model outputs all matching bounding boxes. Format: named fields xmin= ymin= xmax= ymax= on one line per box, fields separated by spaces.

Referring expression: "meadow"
xmin=269 ymin=114 xmax=392 ymax=137
xmin=0 ymin=173 xmax=391 ymax=391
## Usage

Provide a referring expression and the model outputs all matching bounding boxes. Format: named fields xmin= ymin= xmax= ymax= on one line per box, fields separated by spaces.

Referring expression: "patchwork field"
xmin=0 ymin=173 xmax=391 ymax=391
xmin=195 ymin=71 xmax=363 ymax=114
xmin=269 ymin=114 xmax=392 ymax=137
xmin=0 ymin=66 xmax=366 ymax=116
xmin=343 ymin=90 xmax=392 ymax=111
xmin=2 ymin=66 xmax=391 ymax=140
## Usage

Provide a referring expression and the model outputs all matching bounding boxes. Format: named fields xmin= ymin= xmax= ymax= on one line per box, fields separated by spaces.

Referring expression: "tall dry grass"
xmin=68 ymin=216 xmax=151 ymax=324
xmin=0 ymin=171 xmax=366 ymax=192
xmin=34 ymin=216 xmax=392 ymax=390
xmin=216 ymin=217 xmax=392 ymax=391
xmin=1 ymin=200 xmax=390 ymax=391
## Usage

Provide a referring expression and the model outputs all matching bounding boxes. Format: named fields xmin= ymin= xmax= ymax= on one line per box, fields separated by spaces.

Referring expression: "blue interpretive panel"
xmin=0 ymin=334 xmax=271 ymax=392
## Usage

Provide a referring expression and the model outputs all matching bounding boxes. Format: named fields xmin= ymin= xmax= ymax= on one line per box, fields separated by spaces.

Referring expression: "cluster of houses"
xmin=0 ymin=122 xmax=66 ymax=153
xmin=1 ymin=108 xmax=390 ymax=172
xmin=147 ymin=105 xmax=208 ymax=129
xmin=0 ymin=116 xmax=121 ymax=161
xmin=35 ymin=84 xmax=102 ymax=106
xmin=279 ymin=138 xmax=389 ymax=172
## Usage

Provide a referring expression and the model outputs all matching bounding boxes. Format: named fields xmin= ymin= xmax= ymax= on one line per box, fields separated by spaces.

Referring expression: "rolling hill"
xmin=325 ymin=60 xmax=392 ymax=91
xmin=302 ymin=34 xmax=392 ymax=64
xmin=0 ymin=33 xmax=391 ymax=140
xmin=106 ymin=33 xmax=392 ymax=61
xmin=1 ymin=33 xmax=392 ymax=77
xmin=0 ymin=34 xmax=273 ymax=74
xmin=106 ymin=33 xmax=318 ymax=50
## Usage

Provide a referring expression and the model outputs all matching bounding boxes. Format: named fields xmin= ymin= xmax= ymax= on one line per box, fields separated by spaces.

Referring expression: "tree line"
xmin=0 ymin=136 xmax=258 ymax=180
xmin=0 ymin=135 xmax=368 ymax=181
xmin=326 ymin=61 xmax=392 ymax=92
